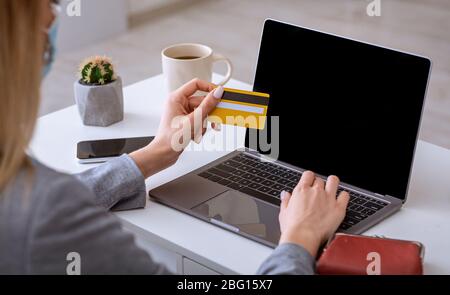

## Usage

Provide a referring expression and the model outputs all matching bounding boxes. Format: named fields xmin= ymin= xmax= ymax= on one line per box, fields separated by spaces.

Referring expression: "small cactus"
xmin=78 ymin=56 xmax=117 ymax=85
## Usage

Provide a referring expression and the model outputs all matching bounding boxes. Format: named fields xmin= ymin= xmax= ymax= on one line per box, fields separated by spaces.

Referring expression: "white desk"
xmin=31 ymin=74 xmax=450 ymax=275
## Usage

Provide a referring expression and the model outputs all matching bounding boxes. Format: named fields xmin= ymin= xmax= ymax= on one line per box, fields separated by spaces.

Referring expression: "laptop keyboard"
xmin=198 ymin=153 xmax=389 ymax=231
xmin=336 ymin=188 xmax=388 ymax=230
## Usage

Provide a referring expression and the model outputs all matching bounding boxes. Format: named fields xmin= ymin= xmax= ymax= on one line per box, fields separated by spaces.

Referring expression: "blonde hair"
xmin=0 ymin=0 xmax=44 ymax=190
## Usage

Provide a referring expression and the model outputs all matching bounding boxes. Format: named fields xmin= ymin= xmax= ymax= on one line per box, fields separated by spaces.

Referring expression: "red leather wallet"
xmin=316 ymin=233 xmax=424 ymax=275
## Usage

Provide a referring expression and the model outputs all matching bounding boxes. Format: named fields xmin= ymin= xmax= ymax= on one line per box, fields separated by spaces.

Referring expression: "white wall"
xmin=56 ymin=0 xmax=128 ymax=53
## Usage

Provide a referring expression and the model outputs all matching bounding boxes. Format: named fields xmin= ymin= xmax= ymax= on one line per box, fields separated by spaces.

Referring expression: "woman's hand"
xmin=278 ymin=171 xmax=350 ymax=257
xmin=156 ymin=78 xmax=224 ymax=151
xmin=131 ymin=78 xmax=224 ymax=178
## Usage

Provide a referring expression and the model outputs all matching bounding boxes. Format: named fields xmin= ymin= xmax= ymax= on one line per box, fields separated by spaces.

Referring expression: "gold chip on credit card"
xmin=208 ymin=88 xmax=270 ymax=130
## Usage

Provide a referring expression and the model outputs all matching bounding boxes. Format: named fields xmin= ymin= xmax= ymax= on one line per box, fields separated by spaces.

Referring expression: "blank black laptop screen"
xmin=247 ymin=20 xmax=431 ymax=200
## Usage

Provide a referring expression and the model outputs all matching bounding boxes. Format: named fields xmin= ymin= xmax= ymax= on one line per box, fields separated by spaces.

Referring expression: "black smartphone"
xmin=77 ymin=136 xmax=155 ymax=164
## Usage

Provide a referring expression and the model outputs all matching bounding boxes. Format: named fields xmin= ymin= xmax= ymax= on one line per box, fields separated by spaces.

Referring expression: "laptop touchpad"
xmin=192 ymin=190 xmax=280 ymax=245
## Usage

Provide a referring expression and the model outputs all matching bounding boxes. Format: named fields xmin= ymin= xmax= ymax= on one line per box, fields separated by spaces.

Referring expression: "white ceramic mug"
xmin=162 ymin=43 xmax=233 ymax=92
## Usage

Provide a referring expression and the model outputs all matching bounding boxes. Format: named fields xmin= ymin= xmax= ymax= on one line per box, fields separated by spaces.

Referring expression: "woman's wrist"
xmin=279 ymin=227 xmax=322 ymax=258
xmin=130 ymin=139 xmax=179 ymax=179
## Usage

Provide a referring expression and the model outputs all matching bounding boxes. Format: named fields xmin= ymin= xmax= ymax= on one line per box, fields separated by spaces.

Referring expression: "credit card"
xmin=208 ymin=88 xmax=270 ymax=130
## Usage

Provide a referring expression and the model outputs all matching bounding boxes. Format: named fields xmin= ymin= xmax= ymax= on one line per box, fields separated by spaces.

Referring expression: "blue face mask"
xmin=42 ymin=18 xmax=59 ymax=78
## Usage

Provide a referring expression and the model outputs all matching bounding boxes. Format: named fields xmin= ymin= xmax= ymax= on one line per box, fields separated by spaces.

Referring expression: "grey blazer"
xmin=0 ymin=155 xmax=315 ymax=275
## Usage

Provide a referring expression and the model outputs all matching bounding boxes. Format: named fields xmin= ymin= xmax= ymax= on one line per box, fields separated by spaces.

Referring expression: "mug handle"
xmin=212 ymin=53 xmax=233 ymax=86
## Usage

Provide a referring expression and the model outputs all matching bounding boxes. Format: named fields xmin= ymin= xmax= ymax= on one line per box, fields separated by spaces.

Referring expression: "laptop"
xmin=149 ymin=19 xmax=432 ymax=248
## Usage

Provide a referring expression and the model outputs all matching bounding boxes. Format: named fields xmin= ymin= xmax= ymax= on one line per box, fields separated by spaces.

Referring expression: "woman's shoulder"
xmin=3 ymin=159 xmax=95 ymax=213
xmin=31 ymin=158 xmax=75 ymax=182
xmin=30 ymin=159 xmax=95 ymax=207
xmin=30 ymin=159 xmax=89 ymax=196
xmin=0 ymin=159 xmax=95 ymax=274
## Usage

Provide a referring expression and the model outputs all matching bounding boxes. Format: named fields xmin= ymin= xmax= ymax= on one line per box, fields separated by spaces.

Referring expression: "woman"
xmin=0 ymin=0 xmax=349 ymax=274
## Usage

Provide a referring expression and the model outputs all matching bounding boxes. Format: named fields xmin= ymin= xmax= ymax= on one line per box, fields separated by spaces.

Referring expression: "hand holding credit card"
xmin=208 ymin=88 xmax=270 ymax=130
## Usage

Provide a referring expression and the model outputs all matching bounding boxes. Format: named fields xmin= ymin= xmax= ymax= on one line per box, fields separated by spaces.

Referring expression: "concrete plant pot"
xmin=74 ymin=76 xmax=124 ymax=127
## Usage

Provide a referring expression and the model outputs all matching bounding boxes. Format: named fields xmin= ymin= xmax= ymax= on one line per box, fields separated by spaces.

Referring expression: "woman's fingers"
xmin=280 ymin=190 xmax=292 ymax=211
xmin=189 ymin=97 xmax=224 ymax=128
xmin=188 ymin=96 xmax=205 ymax=110
xmin=176 ymin=78 xmax=215 ymax=97
xmin=188 ymin=97 xmax=224 ymax=134
xmin=190 ymin=87 xmax=223 ymax=143
xmin=313 ymin=176 xmax=325 ymax=189
xmin=192 ymin=86 xmax=223 ymax=120
xmin=331 ymin=191 xmax=350 ymax=227
xmin=336 ymin=191 xmax=350 ymax=214
xmin=325 ymin=175 xmax=339 ymax=197
xmin=299 ymin=171 xmax=315 ymax=187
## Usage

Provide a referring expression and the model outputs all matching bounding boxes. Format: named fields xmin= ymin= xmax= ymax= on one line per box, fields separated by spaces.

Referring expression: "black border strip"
xmin=222 ymin=91 xmax=270 ymax=106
